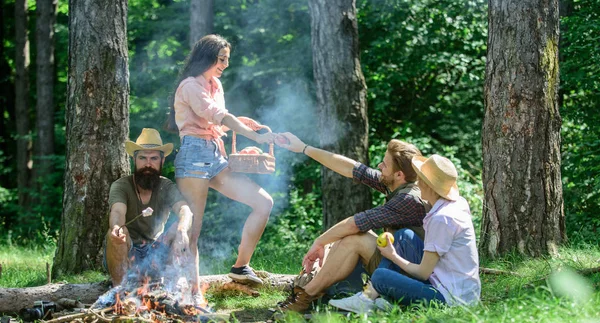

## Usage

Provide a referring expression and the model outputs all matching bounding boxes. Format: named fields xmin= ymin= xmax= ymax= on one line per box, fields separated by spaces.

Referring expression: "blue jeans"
xmin=372 ymin=229 xmax=446 ymax=305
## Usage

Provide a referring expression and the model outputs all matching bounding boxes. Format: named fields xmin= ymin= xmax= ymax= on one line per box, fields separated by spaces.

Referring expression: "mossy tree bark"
xmin=308 ymin=0 xmax=371 ymax=229
xmin=481 ymin=0 xmax=564 ymax=257
xmin=53 ymin=0 xmax=130 ymax=277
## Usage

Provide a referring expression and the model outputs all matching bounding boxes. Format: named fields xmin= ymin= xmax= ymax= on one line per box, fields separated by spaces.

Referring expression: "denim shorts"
xmin=175 ymin=136 xmax=229 ymax=180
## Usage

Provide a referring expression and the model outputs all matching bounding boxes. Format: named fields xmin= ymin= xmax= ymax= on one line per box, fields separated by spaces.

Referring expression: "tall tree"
xmin=0 ymin=0 xmax=15 ymax=190
xmin=34 ymin=0 xmax=58 ymax=192
xmin=189 ymin=0 xmax=213 ymax=48
xmin=14 ymin=0 xmax=32 ymax=210
xmin=481 ymin=0 xmax=564 ymax=257
xmin=53 ymin=0 xmax=130 ymax=276
xmin=308 ymin=0 xmax=370 ymax=229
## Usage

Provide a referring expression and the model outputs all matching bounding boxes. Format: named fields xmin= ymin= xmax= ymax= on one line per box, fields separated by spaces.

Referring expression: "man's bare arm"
xmin=315 ymin=216 xmax=360 ymax=246
xmin=277 ymin=132 xmax=357 ymax=178
xmin=109 ymin=202 xmax=127 ymax=230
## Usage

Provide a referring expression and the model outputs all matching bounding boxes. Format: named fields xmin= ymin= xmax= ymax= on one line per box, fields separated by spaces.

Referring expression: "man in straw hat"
xmin=105 ymin=128 xmax=193 ymax=288
xmin=274 ymin=132 xmax=429 ymax=312
xmin=328 ymin=154 xmax=480 ymax=313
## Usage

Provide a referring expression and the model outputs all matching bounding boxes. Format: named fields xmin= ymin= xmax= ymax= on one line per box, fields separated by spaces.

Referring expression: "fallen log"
xmin=0 ymin=273 xmax=295 ymax=314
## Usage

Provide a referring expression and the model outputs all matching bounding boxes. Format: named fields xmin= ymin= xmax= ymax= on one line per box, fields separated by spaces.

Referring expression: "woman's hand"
xmin=377 ymin=235 xmax=398 ymax=260
xmin=255 ymin=132 xmax=275 ymax=144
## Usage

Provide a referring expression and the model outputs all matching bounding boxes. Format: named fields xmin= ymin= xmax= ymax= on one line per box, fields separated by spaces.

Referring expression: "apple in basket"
xmin=239 ymin=146 xmax=263 ymax=155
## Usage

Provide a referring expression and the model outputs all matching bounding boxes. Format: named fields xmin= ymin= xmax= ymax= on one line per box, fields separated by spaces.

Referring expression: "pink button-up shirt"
xmin=174 ymin=75 xmax=229 ymax=141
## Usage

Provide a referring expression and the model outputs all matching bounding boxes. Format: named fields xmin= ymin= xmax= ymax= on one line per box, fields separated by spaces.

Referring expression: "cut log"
xmin=0 ymin=274 xmax=295 ymax=314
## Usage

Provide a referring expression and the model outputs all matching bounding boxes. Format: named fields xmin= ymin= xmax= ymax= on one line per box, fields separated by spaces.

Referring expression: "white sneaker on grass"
xmin=374 ymin=297 xmax=393 ymax=312
xmin=328 ymin=292 xmax=375 ymax=314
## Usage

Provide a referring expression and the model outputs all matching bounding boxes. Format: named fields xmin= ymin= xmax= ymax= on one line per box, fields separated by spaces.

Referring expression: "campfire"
xmin=89 ymin=242 xmax=216 ymax=322
xmin=99 ymin=276 xmax=212 ymax=321
xmin=7 ymin=238 xmax=296 ymax=322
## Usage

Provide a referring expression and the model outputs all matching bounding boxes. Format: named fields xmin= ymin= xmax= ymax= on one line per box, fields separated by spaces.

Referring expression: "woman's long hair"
xmin=165 ymin=34 xmax=231 ymax=133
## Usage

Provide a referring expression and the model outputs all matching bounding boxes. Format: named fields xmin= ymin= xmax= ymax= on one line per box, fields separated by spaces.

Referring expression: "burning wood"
xmin=86 ymin=269 xmax=219 ymax=323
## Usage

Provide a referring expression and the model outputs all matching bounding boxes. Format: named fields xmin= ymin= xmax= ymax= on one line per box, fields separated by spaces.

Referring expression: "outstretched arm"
xmin=276 ymin=132 xmax=357 ymax=178
xmin=221 ymin=114 xmax=274 ymax=144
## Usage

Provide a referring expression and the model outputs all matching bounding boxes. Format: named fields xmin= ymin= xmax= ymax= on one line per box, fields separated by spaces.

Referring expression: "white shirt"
xmin=423 ymin=197 xmax=481 ymax=306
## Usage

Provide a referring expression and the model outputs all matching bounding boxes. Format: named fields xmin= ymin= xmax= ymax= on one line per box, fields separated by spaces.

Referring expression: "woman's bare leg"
xmin=176 ymin=177 xmax=210 ymax=294
xmin=210 ymin=168 xmax=273 ymax=267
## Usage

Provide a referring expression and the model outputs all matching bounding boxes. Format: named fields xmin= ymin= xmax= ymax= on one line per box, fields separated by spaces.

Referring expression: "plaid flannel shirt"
xmin=352 ymin=163 xmax=427 ymax=232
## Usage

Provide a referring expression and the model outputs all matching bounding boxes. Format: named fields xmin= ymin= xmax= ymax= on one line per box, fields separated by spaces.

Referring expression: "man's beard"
xmin=380 ymin=174 xmax=394 ymax=189
xmin=134 ymin=166 xmax=161 ymax=190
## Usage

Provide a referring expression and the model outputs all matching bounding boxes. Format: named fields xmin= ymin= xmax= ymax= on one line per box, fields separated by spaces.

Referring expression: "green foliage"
xmin=259 ymin=162 xmax=323 ymax=258
xmin=357 ymin=0 xmax=487 ymax=168
xmin=0 ymin=244 xmax=54 ymax=288
xmin=560 ymin=0 xmax=600 ymax=244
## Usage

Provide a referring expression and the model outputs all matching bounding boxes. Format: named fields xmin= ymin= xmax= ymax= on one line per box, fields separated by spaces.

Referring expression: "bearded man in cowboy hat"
xmin=105 ymin=128 xmax=193 ymax=287
xmin=274 ymin=132 xmax=429 ymax=312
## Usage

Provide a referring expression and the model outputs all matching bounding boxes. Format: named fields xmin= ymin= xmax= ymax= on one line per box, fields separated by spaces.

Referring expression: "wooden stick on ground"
xmin=42 ymin=307 xmax=113 ymax=323
xmin=479 ymin=267 xmax=521 ymax=276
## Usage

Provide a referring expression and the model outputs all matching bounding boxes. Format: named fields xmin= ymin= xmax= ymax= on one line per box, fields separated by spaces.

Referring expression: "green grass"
xmin=1 ymin=243 xmax=600 ymax=322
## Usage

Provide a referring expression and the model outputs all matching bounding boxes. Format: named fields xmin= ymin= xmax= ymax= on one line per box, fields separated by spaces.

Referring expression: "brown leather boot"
xmin=276 ymin=286 xmax=324 ymax=312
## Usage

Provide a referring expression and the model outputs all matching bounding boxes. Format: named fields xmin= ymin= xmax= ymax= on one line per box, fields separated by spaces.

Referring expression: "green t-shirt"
xmin=108 ymin=175 xmax=185 ymax=245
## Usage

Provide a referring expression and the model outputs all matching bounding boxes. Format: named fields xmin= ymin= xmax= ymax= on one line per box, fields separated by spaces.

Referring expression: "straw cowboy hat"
xmin=125 ymin=128 xmax=173 ymax=157
xmin=411 ymin=154 xmax=459 ymax=201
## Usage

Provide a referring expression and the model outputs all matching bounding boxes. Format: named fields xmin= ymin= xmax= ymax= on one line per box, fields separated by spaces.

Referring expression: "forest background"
xmin=0 ymin=0 xmax=599 ymax=276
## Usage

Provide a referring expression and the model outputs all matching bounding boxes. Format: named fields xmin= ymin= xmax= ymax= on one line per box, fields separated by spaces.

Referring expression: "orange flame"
xmin=137 ymin=275 xmax=151 ymax=296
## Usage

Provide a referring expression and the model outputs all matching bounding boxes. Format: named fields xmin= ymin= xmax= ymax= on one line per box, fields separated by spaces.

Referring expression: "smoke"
xmin=127 ymin=0 xmax=349 ymax=275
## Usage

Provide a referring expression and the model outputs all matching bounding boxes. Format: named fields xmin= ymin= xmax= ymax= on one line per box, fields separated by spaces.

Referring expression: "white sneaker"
xmin=374 ymin=297 xmax=393 ymax=312
xmin=328 ymin=292 xmax=375 ymax=314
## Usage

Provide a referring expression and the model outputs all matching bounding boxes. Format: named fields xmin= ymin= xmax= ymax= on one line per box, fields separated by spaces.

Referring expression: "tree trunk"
xmin=308 ymin=0 xmax=370 ymax=229
xmin=14 ymin=0 xmax=32 ymax=211
xmin=0 ymin=0 xmax=16 ymax=191
xmin=53 ymin=0 xmax=130 ymax=277
xmin=34 ymin=0 xmax=57 ymax=194
xmin=0 ymin=274 xmax=295 ymax=313
xmin=189 ymin=0 xmax=213 ymax=48
xmin=481 ymin=0 xmax=564 ymax=257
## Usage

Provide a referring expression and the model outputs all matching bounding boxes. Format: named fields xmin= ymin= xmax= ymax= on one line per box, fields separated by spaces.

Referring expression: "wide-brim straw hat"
xmin=411 ymin=154 xmax=459 ymax=201
xmin=125 ymin=128 xmax=173 ymax=157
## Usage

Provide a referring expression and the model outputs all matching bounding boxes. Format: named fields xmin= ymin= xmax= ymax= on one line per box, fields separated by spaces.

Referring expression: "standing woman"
xmin=166 ymin=35 xmax=274 ymax=295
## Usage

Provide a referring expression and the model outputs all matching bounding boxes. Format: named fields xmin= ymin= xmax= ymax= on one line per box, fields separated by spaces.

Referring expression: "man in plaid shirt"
xmin=274 ymin=132 xmax=428 ymax=312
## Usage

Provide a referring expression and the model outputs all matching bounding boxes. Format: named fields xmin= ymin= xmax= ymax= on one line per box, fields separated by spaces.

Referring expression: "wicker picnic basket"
xmin=228 ymin=117 xmax=275 ymax=174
